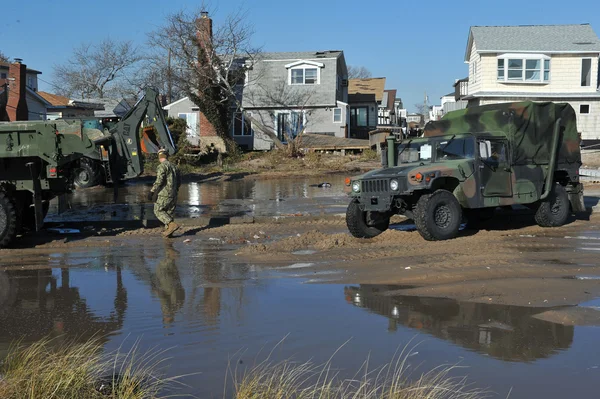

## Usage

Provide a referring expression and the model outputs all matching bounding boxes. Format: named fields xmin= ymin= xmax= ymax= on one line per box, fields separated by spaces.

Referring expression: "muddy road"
xmin=2 ymin=178 xmax=600 ymax=398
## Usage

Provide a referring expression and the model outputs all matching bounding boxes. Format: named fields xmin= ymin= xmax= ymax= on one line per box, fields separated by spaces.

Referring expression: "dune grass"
xmin=230 ymin=341 xmax=488 ymax=399
xmin=0 ymin=337 xmax=180 ymax=399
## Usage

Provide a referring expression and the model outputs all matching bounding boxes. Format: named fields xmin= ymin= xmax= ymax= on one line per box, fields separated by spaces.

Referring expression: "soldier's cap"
xmin=158 ymin=148 xmax=168 ymax=158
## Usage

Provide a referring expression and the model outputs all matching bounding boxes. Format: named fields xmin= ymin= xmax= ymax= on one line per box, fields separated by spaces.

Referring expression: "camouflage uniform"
xmin=151 ymin=160 xmax=181 ymax=226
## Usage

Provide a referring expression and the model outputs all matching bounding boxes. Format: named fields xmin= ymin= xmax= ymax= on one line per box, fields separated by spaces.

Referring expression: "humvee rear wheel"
xmin=415 ymin=190 xmax=462 ymax=241
xmin=346 ymin=200 xmax=390 ymax=238
xmin=535 ymin=183 xmax=569 ymax=227
xmin=0 ymin=191 xmax=18 ymax=248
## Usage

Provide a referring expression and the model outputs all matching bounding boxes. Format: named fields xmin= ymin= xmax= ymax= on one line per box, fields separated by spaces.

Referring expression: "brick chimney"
xmin=7 ymin=58 xmax=28 ymax=121
xmin=196 ymin=11 xmax=213 ymax=47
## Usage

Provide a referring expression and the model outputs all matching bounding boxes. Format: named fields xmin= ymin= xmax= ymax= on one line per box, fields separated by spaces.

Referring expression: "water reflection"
xmin=344 ymin=285 xmax=574 ymax=362
xmin=0 ymin=267 xmax=127 ymax=356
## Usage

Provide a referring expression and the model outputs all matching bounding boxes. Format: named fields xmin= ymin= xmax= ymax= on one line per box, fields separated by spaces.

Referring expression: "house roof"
xmin=442 ymin=92 xmax=455 ymax=98
xmin=86 ymin=97 xmax=131 ymax=118
xmin=258 ymin=50 xmax=343 ymax=60
xmin=349 ymin=78 xmax=386 ymax=102
xmin=384 ymin=89 xmax=397 ymax=110
xmin=466 ymin=24 xmax=600 ymax=61
xmin=38 ymin=91 xmax=70 ymax=106
xmin=0 ymin=62 xmax=42 ymax=74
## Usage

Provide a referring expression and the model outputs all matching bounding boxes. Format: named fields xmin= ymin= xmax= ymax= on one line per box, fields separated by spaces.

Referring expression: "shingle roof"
xmin=349 ymin=78 xmax=386 ymax=102
xmin=258 ymin=50 xmax=343 ymax=60
xmin=38 ymin=91 xmax=70 ymax=106
xmin=467 ymin=24 xmax=600 ymax=60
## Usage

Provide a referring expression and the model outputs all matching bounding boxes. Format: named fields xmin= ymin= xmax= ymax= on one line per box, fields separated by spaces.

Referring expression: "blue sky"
xmin=2 ymin=0 xmax=599 ymax=111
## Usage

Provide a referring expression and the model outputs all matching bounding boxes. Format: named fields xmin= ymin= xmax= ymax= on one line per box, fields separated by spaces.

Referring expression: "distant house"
xmin=241 ymin=50 xmax=349 ymax=150
xmin=40 ymin=92 xmax=104 ymax=120
xmin=0 ymin=59 xmax=50 ymax=121
xmin=87 ymin=97 xmax=132 ymax=119
xmin=406 ymin=113 xmax=423 ymax=125
xmin=348 ymin=78 xmax=384 ymax=138
xmin=163 ymin=97 xmax=200 ymax=146
xmin=378 ymin=89 xmax=399 ymax=126
xmin=464 ymin=24 xmax=600 ymax=142
xmin=441 ymin=91 xmax=467 ymax=115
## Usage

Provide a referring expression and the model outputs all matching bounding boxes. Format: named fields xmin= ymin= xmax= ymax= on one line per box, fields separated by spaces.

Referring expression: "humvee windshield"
xmin=434 ymin=137 xmax=475 ymax=161
xmin=398 ymin=141 xmax=433 ymax=164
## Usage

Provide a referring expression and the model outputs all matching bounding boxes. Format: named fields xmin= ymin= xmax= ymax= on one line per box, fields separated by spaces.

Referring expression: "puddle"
xmin=563 ymin=275 xmax=600 ymax=281
xmin=276 ymin=263 xmax=316 ymax=269
xmin=292 ymin=250 xmax=318 ymax=255
xmin=3 ymin=244 xmax=600 ymax=398
xmin=46 ymin=175 xmax=351 ymax=222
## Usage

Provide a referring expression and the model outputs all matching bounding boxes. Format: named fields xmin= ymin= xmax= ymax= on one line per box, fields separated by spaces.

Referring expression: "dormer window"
xmin=286 ymin=60 xmax=324 ymax=85
xmin=497 ymin=54 xmax=551 ymax=83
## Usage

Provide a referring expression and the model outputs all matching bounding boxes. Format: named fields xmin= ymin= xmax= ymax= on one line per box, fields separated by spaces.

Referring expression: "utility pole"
xmin=423 ymin=91 xmax=428 ymax=125
xmin=167 ymin=49 xmax=173 ymax=104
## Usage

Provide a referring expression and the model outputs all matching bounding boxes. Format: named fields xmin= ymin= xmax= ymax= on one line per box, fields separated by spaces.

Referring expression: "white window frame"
xmin=497 ymin=54 xmax=551 ymax=84
xmin=580 ymin=104 xmax=591 ymax=115
xmin=285 ymin=60 xmax=324 ymax=86
xmin=581 ymin=58 xmax=593 ymax=87
xmin=333 ymin=107 xmax=342 ymax=123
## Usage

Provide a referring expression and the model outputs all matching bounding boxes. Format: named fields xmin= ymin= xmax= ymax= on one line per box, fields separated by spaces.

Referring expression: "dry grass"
xmin=229 ymin=341 xmax=488 ymax=399
xmin=0 ymin=337 xmax=183 ymax=399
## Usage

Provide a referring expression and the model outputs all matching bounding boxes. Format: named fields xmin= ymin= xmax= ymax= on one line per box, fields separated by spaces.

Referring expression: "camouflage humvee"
xmin=346 ymin=101 xmax=585 ymax=241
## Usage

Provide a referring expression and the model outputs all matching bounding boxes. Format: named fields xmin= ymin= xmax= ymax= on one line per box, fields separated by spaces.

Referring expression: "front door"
xmin=478 ymin=139 xmax=513 ymax=197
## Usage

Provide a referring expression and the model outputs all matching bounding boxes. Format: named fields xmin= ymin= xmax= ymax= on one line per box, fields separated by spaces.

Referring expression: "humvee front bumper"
xmin=350 ymin=178 xmax=406 ymax=212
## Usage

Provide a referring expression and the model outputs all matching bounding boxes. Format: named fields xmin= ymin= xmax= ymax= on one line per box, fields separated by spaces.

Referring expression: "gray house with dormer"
xmin=238 ymin=50 xmax=349 ymax=151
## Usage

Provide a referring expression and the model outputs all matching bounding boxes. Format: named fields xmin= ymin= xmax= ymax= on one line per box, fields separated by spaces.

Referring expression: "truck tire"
xmin=0 ymin=191 xmax=18 ymax=248
xmin=346 ymin=200 xmax=390 ymax=238
xmin=73 ymin=159 xmax=102 ymax=189
xmin=535 ymin=183 xmax=569 ymax=227
xmin=414 ymin=190 xmax=462 ymax=241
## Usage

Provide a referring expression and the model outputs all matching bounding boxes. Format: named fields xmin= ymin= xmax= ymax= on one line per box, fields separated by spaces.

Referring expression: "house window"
xmin=290 ymin=67 xmax=318 ymax=85
xmin=497 ymin=59 xmax=504 ymax=80
xmin=507 ymin=59 xmax=523 ymax=80
xmin=276 ymin=111 xmax=304 ymax=141
xmin=580 ymin=104 xmax=590 ymax=114
xmin=582 ymin=58 xmax=592 ymax=87
xmin=350 ymin=107 xmax=368 ymax=127
xmin=497 ymin=55 xmax=551 ymax=83
xmin=232 ymin=112 xmax=252 ymax=136
xmin=0 ymin=73 xmax=6 ymax=79
xmin=333 ymin=108 xmax=342 ymax=123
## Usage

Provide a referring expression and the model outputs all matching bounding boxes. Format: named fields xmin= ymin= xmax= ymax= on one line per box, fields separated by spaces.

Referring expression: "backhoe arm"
xmin=108 ymin=87 xmax=177 ymax=181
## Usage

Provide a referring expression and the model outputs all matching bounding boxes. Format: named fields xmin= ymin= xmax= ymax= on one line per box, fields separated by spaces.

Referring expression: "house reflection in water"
xmin=344 ymin=285 xmax=574 ymax=362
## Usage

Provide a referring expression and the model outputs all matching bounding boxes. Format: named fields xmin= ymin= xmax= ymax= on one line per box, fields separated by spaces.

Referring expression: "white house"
xmin=464 ymin=24 xmax=600 ymax=142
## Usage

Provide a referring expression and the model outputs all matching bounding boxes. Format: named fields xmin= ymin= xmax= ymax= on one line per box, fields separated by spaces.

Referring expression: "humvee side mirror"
xmin=479 ymin=141 xmax=491 ymax=159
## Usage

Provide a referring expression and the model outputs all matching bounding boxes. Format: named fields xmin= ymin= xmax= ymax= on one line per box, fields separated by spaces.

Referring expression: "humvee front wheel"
xmin=0 ymin=191 xmax=18 ymax=248
xmin=414 ymin=190 xmax=462 ymax=241
xmin=535 ymin=183 xmax=569 ymax=227
xmin=346 ymin=200 xmax=390 ymax=238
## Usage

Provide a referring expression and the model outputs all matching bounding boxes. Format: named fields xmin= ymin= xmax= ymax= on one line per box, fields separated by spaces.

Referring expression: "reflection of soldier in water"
xmin=150 ymin=242 xmax=185 ymax=326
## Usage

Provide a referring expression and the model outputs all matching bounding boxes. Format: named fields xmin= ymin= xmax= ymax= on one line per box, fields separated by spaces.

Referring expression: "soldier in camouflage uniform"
xmin=148 ymin=149 xmax=181 ymax=237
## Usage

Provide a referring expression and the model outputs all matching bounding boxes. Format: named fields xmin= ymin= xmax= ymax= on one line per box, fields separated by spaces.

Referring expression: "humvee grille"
xmin=362 ymin=179 xmax=388 ymax=193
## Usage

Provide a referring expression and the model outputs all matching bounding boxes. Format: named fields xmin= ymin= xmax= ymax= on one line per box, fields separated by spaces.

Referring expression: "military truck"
xmin=0 ymin=87 xmax=175 ymax=248
xmin=346 ymin=102 xmax=585 ymax=241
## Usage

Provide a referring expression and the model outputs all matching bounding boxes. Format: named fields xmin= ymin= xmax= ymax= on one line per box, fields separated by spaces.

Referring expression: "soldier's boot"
xmin=162 ymin=222 xmax=180 ymax=238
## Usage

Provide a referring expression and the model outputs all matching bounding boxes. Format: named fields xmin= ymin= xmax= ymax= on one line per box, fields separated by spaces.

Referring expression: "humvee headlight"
xmin=390 ymin=180 xmax=399 ymax=191
xmin=352 ymin=182 xmax=361 ymax=193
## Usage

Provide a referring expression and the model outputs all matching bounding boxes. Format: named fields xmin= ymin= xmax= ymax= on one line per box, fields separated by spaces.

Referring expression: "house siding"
xmin=468 ymin=42 xmax=482 ymax=94
xmin=164 ymin=98 xmax=200 ymax=146
xmin=476 ymin=53 xmax=600 ymax=94
xmin=26 ymin=91 xmax=46 ymax=120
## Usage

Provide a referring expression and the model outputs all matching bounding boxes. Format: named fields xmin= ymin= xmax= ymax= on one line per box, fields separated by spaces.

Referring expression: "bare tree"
xmin=245 ymin=78 xmax=318 ymax=153
xmin=348 ymin=65 xmax=372 ymax=79
xmin=0 ymin=51 xmax=9 ymax=63
xmin=148 ymin=4 xmax=261 ymax=150
xmin=53 ymin=38 xmax=142 ymax=99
